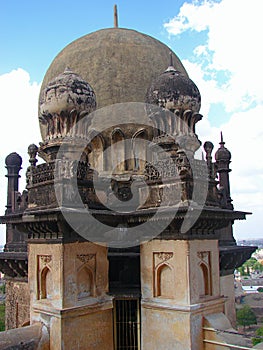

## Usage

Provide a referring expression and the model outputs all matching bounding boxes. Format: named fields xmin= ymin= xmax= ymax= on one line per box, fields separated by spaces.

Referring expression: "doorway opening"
xmin=114 ymin=298 xmax=140 ymax=350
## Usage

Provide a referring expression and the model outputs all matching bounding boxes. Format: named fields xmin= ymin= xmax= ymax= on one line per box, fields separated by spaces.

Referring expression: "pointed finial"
xmin=64 ymin=66 xmax=73 ymax=74
xmin=220 ymin=131 xmax=225 ymax=147
xmin=170 ymin=51 xmax=173 ymax=67
xmin=165 ymin=51 xmax=177 ymax=73
xmin=114 ymin=4 xmax=118 ymax=28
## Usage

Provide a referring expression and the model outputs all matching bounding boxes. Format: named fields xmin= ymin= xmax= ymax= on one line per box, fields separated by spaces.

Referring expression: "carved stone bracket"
xmin=154 ymin=252 xmax=173 ymax=268
xmin=39 ymin=255 xmax=52 ymax=265
xmin=77 ymin=254 xmax=96 ymax=265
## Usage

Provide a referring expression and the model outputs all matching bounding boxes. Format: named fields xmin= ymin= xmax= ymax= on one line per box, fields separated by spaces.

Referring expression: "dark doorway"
xmin=114 ymin=298 xmax=140 ymax=350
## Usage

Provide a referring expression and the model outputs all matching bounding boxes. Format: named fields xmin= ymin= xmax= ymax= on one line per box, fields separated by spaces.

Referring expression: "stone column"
xmin=28 ymin=241 xmax=114 ymax=350
xmin=140 ymin=239 xmax=225 ymax=350
xmin=5 ymin=152 xmax=22 ymax=214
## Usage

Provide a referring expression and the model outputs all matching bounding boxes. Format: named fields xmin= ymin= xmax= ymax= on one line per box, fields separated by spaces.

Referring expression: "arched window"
xmin=155 ymin=263 xmax=174 ymax=298
xmin=132 ymin=130 xmax=148 ymax=173
xmin=40 ymin=266 xmax=52 ymax=299
xmin=112 ymin=129 xmax=125 ymax=173
xmin=200 ymin=262 xmax=212 ymax=296
xmin=77 ymin=266 xmax=94 ymax=299
xmin=89 ymin=134 xmax=104 ymax=173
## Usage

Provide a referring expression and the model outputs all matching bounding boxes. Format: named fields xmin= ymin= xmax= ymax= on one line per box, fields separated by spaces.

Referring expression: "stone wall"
xmin=5 ymin=279 xmax=30 ymax=330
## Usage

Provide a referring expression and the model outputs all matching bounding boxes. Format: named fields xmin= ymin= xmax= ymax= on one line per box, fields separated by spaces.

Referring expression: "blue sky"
xmin=0 ymin=0 xmax=262 ymax=244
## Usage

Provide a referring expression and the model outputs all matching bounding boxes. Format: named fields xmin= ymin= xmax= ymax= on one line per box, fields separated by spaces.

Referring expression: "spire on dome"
xmin=165 ymin=52 xmax=177 ymax=73
xmin=114 ymin=4 xmax=118 ymax=28
xmin=215 ymin=131 xmax=231 ymax=162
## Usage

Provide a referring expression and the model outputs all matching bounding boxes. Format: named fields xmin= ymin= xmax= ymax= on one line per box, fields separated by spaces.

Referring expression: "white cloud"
xmin=165 ymin=0 xmax=263 ymax=112
xmin=164 ymin=0 xmax=263 ymax=240
xmin=0 ymin=69 xmax=41 ymax=245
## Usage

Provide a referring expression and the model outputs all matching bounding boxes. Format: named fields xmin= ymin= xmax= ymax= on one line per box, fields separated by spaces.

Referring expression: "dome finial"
xmin=114 ymin=4 xmax=118 ymax=28
xmin=170 ymin=51 xmax=174 ymax=67
xmin=165 ymin=52 xmax=177 ymax=73
xmin=220 ymin=131 xmax=225 ymax=145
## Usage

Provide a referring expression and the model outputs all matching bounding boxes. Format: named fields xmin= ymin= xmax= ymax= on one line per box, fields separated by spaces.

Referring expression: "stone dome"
xmin=215 ymin=141 xmax=231 ymax=162
xmin=40 ymin=67 xmax=96 ymax=117
xmin=145 ymin=65 xmax=201 ymax=113
xmin=5 ymin=152 xmax=22 ymax=168
xmin=39 ymin=28 xmax=187 ymax=114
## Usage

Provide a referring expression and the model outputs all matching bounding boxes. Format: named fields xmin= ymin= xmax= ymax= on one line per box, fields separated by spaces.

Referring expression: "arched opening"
xmin=200 ymin=262 xmax=212 ymax=296
xmin=77 ymin=266 xmax=94 ymax=299
xmin=155 ymin=263 xmax=174 ymax=298
xmin=132 ymin=130 xmax=148 ymax=173
xmin=40 ymin=266 xmax=52 ymax=299
xmin=89 ymin=134 xmax=104 ymax=173
xmin=112 ymin=129 xmax=125 ymax=173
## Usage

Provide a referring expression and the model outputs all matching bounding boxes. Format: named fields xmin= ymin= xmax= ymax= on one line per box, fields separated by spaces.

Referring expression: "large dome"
xmin=40 ymin=28 xmax=188 ymax=112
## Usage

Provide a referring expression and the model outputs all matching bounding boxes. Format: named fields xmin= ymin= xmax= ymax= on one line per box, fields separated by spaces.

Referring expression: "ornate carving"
xmin=39 ymin=255 xmax=52 ymax=265
xmin=77 ymin=254 xmax=95 ymax=265
xmin=197 ymin=251 xmax=210 ymax=266
xmin=156 ymin=252 xmax=173 ymax=262
xmin=154 ymin=252 xmax=173 ymax=267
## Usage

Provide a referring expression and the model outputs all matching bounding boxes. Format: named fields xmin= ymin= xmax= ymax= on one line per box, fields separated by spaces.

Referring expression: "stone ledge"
xmin=141 ymin=295 xmax=226 ymax=314
xmin=33 ymin=296 xmax=113 ymax=319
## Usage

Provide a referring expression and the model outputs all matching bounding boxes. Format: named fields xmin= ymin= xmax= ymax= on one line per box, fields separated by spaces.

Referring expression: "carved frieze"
xmin=197 ymin=251 xmax=210 ymax=266
xmin=154 ymin=252 xmax=173 ymax=267
xmin=77 ymin=254 xmax=96 ymax=265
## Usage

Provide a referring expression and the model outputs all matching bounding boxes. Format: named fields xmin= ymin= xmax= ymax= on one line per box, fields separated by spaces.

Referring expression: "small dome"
xmin=215 ymin=143 xmax=231 ymax=162
xmin=215 ymin=133 xmax=231 ymax=162
xmin=5 ymin=152 xmax=22 ymax=167
xmin=146 ymin=65 xmax=201 ymax=113
xmin=40 ymin=67 xmax=96 ymax=117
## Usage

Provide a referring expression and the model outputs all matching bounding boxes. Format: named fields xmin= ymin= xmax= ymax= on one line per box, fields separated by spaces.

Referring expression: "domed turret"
xmin=145 ymin=64 xmax=201 ymax=113
xmin=40 ymin=67 xmax=96 ymax=117
xmin=39 ymin=68 xmax=96 ymax=144
xmin=215 ymin=133 xmax=231 ymax=162
xmin=5 ymin=152 xmax=22 ymax=168
xmin=145 ymin=59 xmax=202 ymax=156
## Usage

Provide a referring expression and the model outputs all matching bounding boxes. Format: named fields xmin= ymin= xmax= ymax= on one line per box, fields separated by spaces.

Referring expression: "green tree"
xmin=0 ymin=304 xmax=5 ymax=332
xmin=236 ymin=305 xmax=257 ymax=330
xmin=252 ymin=326 xmax=263 ymax=346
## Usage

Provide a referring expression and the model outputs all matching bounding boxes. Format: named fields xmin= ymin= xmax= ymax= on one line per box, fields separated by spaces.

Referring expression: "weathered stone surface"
xmin=39 ymin=28 xmax=188 ymax=139
xmin=5 ymin=280 xmax=30 ymax=330
xmin=0 ymin=322 xmax=49 ymax=350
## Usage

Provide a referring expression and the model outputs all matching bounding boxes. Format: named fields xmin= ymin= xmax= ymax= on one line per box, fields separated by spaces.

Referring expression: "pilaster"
xmin=140 ymin=239 xmax=225 ymax=350
xmin=28 ymin=241 xmax=114 ymax=350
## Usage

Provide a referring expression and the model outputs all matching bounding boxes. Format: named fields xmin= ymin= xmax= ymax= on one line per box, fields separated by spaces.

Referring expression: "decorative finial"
xmin=28 ymin=144 xmax=38 ymax=167
xmin=220 ymin=131 xmax=225 ymax=146
xmin=170 ymin=51 xmax=173 ymax=67
xmin=64 ymin=67 xmax=73 ymax=74
xmin=114 ymin=4 xmax=118 ymax=28
xmin=165 ymin=51 xmax=177 ymax=73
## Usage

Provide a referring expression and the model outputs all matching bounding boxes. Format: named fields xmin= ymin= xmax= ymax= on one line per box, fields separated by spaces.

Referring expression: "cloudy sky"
xmin=0 ymin=0 xmax=262 ymax=245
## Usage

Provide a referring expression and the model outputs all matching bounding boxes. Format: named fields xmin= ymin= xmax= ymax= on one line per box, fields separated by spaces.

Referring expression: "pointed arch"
xmin=132 ymin=129 xmax=149 ymax=172
xmin=40 ymin=266 xmax=52 ymax=299
xmin=112 ymin=128 xmax=125 ymax=173
xmin=77 ymin=265 xmax=94 ymax=299
xmin=155 ymin=262 xmax=174 ymax=298
xmin=199 ymin=262 xmax=212 ymax=296
xmin=89 ymin=132 xmax=104 ymax=173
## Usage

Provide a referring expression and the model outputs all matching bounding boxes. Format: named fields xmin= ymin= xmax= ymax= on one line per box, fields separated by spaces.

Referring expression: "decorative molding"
xmin=76 ymin=254 xmax=96 ymax=265
xmin=154 ymin=252 xmax=173 ymax=263
xmin=39 ymin=255 xmax=52 ymax=265
xmin=197 ymin=251 xmax=210 ymax=262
